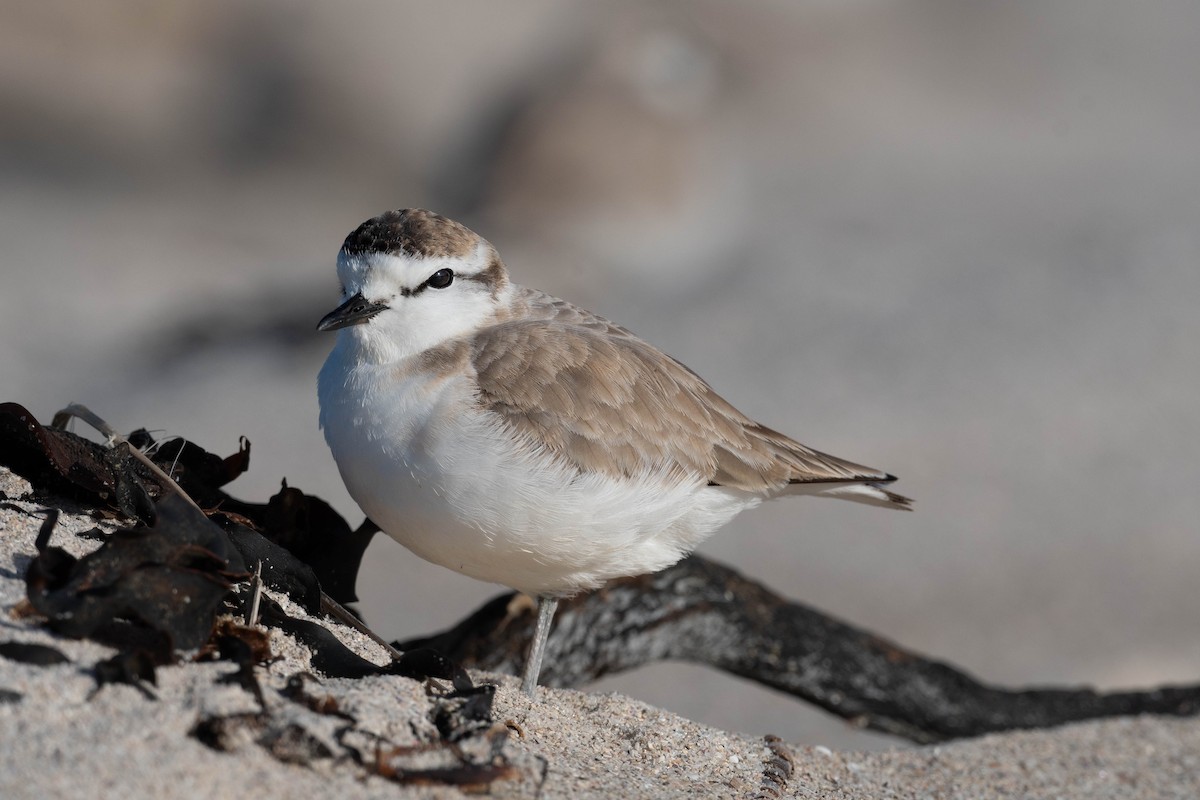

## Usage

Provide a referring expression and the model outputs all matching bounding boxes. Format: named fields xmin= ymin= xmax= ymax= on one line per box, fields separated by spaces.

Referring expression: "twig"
xmin=246 ymin=560 xmax=264 ymax=627
xmin=51 ymin=402 xmax=204 ymax=514
xmin=401 ymin=554 xmax=1200 ymax=743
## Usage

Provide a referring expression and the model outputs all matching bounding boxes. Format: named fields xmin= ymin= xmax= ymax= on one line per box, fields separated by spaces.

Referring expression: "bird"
xmin=316 ymin=208 xmax=910 ymax=697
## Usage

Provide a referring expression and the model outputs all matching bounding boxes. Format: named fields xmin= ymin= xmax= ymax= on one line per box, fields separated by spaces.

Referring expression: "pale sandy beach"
xmin=2 ymin=466 xmax=1197 ymax=799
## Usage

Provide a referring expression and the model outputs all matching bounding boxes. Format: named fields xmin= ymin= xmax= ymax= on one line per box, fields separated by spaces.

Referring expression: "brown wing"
xmin=469 ymin=318 xmax=894 ymax=493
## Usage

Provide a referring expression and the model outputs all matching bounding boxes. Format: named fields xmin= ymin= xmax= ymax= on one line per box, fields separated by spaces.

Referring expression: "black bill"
xmin=316 ymin=292 xmax=388 ymax=332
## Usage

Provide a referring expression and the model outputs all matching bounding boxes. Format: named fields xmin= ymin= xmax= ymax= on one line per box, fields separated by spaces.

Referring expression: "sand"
xmin=1 ymin=466 xmax=1196 ymax=799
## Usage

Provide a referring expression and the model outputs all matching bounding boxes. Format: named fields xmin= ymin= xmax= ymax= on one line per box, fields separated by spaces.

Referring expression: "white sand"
xmin=1 ymin=467 xmax=1197 ymax=799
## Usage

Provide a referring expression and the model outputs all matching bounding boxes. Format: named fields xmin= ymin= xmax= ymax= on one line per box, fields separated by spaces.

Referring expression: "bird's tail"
xmin=784 ymin=480 xmax=913 ymax=510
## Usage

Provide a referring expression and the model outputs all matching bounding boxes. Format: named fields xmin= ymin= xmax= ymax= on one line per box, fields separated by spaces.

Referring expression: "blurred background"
xmin=3 ymin=1 xmax=1198 ymax=750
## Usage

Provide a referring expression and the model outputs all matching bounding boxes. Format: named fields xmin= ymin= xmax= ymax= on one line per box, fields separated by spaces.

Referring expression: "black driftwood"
xmin=400 ymin=555 xmax=1200 ymax=743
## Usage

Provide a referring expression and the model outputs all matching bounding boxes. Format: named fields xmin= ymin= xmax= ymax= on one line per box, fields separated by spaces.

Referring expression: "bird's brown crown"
xmin=341 ymin=209 xmax=480 ymax=260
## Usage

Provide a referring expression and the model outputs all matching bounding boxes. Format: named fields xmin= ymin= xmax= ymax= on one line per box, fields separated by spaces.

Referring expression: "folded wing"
xmin=469 ymin=317 xmax=910 ymax=509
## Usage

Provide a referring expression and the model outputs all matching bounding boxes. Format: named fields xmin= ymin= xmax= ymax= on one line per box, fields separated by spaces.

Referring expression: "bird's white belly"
xmin=319 ymin=358 xmax=758 ymax=596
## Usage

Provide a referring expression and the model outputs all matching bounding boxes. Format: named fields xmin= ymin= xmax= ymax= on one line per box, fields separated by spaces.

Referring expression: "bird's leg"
xmin=521 ymin=595 xmax=559 ymax=697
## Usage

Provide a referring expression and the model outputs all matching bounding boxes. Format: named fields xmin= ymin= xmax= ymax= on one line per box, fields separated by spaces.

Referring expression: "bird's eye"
xmin=427 ymin=268 xmax=454 ymax=289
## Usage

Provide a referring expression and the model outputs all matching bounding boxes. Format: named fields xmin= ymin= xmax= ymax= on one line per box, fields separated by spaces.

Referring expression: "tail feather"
xmin=784 ymin=479 xmax=913 ymax=510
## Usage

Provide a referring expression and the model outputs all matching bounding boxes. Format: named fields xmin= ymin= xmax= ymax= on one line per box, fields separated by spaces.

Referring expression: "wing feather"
xmin=469 ymin=308 xmax=900 ymax=497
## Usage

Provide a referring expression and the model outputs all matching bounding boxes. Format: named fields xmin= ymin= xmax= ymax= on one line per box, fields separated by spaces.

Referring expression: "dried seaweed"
xmin=126 ymin=430 xmax=249 ymax=510
xmin=368 ymin=743 xmax=517 ymax=791
xmin=191 ymin=669 xmax=514 ymax=790
xmin=430 ymin=682 xmax=498 ymax=743
xmin=281 ymin=673 xmax=354 ymax=720
xmin=256 ymin=594 xmax=383 ymax=679
xmin=127 ymin=429 xmax=375 ymax=607
xmin=0 ymin=402 xmax=156 ymax=522
xmin=219 ymin=518 xmax=322 ymax=614
xmin=204 ymin=618 xmax=273 ymax=664
xmin=0 ymin=641 xmax=70 ymax=666
xmin=260 ymin=483 xmax=377 ymax=606
xmin=25 ymin=494 xmax=244 ymax=655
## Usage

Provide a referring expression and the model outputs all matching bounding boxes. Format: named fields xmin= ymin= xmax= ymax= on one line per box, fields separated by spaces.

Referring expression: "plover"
xmin=317 ymin=209 xmax=910 ymax=696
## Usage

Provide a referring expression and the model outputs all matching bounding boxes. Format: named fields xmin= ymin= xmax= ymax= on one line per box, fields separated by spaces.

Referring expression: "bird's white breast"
xmin=318 ymin=336 xmax=759 ymax=596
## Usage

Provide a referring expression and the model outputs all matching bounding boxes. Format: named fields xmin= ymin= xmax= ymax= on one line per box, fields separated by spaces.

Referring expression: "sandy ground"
xmin=3 ymin=467 xmax=1197 ymax=799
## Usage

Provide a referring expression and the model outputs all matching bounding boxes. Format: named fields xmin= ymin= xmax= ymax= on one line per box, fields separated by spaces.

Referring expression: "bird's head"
xmin=318 ymin=209 xmax=509 ymax=362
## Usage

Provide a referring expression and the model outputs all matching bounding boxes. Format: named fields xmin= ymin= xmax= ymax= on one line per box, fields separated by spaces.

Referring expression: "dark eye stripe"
xmin=399 ymin=268 xmax=455 ymax=297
